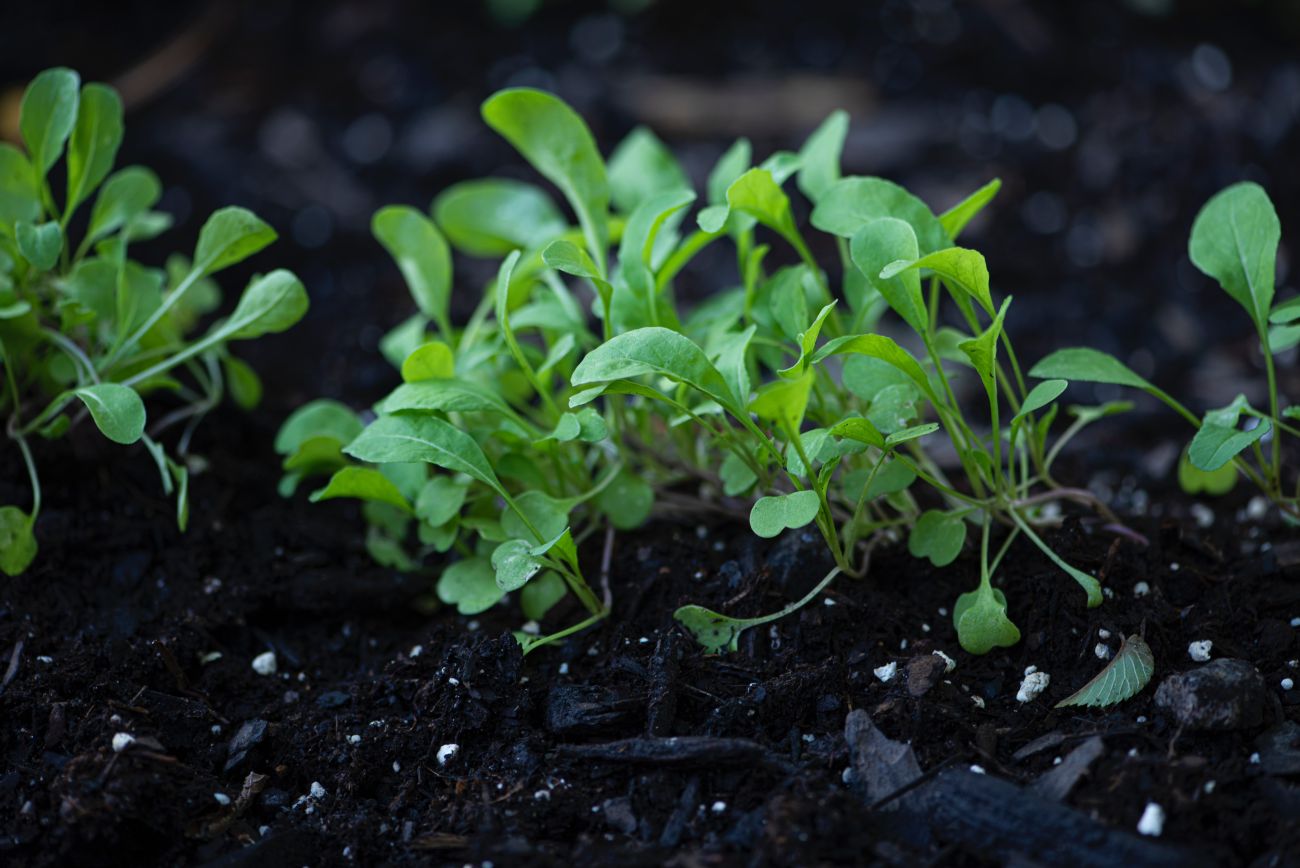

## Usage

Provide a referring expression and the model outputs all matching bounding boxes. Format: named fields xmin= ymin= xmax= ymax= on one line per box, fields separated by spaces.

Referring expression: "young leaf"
xmin=0 ymin=506 xmax=38 ymax=577
xmin=813 ymin=334 xmax=939 ymax=404
xmin=20 ymin=67 xmax=80 ymax=179
xmin=726 ymin=168 xmax=798 ymax=246
xmin=572 ymin=327 xmax=740 ymax=415
xmin=750 ymin=370 xmax=815 ymax=434
xmin=437 ymin=556 xmax=503 ymax=615
xmin=521 ymin=570 xmax=567 ymax=621
xmin=222 ymin=355 xmax=263 ymax=409
xmin=344 ymin=414 xmax=506 ymax=497
xmin=810 ymin=176 xmax=950 ymax=254
xmin=16 ymin=221 xmax=63 ymax=271
xmin=721 ymin=451 xmax=758 ymax=496
xmin=850 ymin=217 xmax=926 ymax=334
xmin=594 ymin=469 xmax=654 ymax=530
xmin=707 ymin=138 xmax=751 ymax=205
xmin=66 ymin=83 xmax=124 ymax=214
xmin=1012 ymin=379 xmax=1068 ymax=424
xmin=275 ymin=400 xmax=363 ymax=455
xmin=87 ymin=166 xmax=162 ymax=243
xmin=193 ymin=207 xmax=277 ymax=277
xmin=379 ymin=378 xmax=520 ymax=421
xmin=882 ymin=246 xmax=994 ymax=315
xmin=372 ymin=205 xmax=453 ymax=338
xmin=1188 ymin=181 xmax=1279 ymax=330
xmin=885 ymin=423 xmax=939 ymax=446
xmin=432 ymin=178 xmax=566 ymax=256
xmin=797 ymin=110 xmax=848 ymax=204
xmin=1055 ymin=634 xmax=1155 ymax=708
xmin=674 ymin=605 xmax=750 ymax=653
xmin=400 ymin=341 xmax=454 ymax=382
xmin=608 ymin=126 xmax=689 ymax=213
xmin=0 ymin=145 xmax=41 ymax=228
xmin=1028 ymin=347 xmax=1153 ymax=390
xmin=481 ymin=88 xmax=609 ymax=266
xmin=222 ymin=269 xmax=308 ymax=340
xmin=1177 ymin=447 xmax=1237 ymax=496
xmin=74 ymin=383 xmax=145 ymax=444
xmin=953 ymin=585 xmax=1021 ymax=655
xmin=749 ymin=490 xmax=821 ymax=539
xmin=492 ymin=538 xmax=546 ymax=591
xmin=310 ymin=466 xmax=413 ymax=512
xmin=415 ymin=476 xmax=470 ymax=527
xmin=939 ymin=178 xmax=1001 ymax=239
xmin=1187 ymin=395 xmax=1270 ymax=471
xmin=909 ymin=510 xmax=967 ymax=567
xmin=829 ymin=416 xmax=886 ymax=449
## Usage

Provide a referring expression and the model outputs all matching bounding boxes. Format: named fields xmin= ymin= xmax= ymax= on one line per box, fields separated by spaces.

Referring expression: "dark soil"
xmin=4 ymin=1 xmax=1300 ymax=865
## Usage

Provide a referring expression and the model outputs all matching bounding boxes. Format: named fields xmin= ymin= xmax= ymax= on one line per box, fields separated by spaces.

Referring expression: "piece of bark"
xmin=1028 ymin=736 xmax=1105 ymax=801
xmin=558 ymin=736 xmax=786 ymax=769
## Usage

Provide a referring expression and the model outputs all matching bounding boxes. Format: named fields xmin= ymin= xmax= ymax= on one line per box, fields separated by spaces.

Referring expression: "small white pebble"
xmin=409 ymin=645 xmax=423 ymax=658
xmin=969 ymin=765 xmax=986 ymax=775
xmin=637 ymin=636 xmax=650 ymax=644
xmin=466 ymin=620 xmax=480 ymax=631
xmin=534 ymin=789 xmax=551 ymax=801
xmin=558 ymin=663 xmax=570 ymax=675
xmin=448 ymin=677 xmax=460 ymax=686
xmin=1188 ymin=640 xmax=1213 ymax=663
xmin=1204 ymin=780 xmax=1216 ymax=794
xmin=1097 ymin=628 xmax=1112 ymax=640
xmin=1133 ymin=581 xmax=1151 ymax=598
xmin=873 ymin=662 xmax=898 ymax=683
xmin=1053 ymin=756 xmax=1063 ymax=766
xmin=1017 ymin=671 xmax=1051 ymax=703
xmin=213 ymin=793 xmax=231 ymax=806
xmin=1095 ymin=643 xmax=1112 ymax=661
xmin=251 ymin=651 xmax=277 ymax=676
xmin=1137 ymin=802 xmax=1165 ymax=837
xmin=1127 ymin=748 xmax=1139 ymax=758
xmin=921 ymin=622 xmax=931 ymax=633
xmin=1246 ymin=496 xmax=1269 ymax=521
xmin=1136 ymin=715 xmax=1147 ymax=723
xmin=36 ymin=655 xmax=53 ymax=664
xmin=1169 ymin=562 xmax=1179 ymax=572
xmin=938 ymin=607 xmax=948 ymax=616
xmin=437 ymin=743 xmax=459 ymax=765
xmin=211 ymin=724 xmax=222 ymax=735
xmin=392 ymin=761 xmax=401 ymax=773
xmin=111 ymin=733 xmax=135 ymax=753
xmin=1290 ymin=617 xmax=1300 ymax=628
xmin=310 ymin=781 xmax=327 ymax=799
xmin=1250 ymin=752 xmax=1261 ymax=764
xmin=259 ymin=825 xmax=270 ymax=837
xmin=899 ymin=639 xmax=908 ymax=650
xmin=1282 ymin=678 xmax=1295 ymax=691
xmin=346 ymin=734 xmax=361 ymax=745
xmin=823 ymin=598 xmax=836 ymax=607
xmin=1190 ymin=503 xmax=1215 ymax=528
xmin=711 ymin=801 xmax=727 ymax=813
xmin=1024 ymin=665 xmax=1038 ymax=676
xmin=933 ymin=650 xmax=956 ymax=673
xmin=971 ymin=696 xmax=985 ymax=709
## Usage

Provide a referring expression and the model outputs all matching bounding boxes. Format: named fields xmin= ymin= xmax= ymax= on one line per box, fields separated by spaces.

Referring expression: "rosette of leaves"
xmin=0 ymin=68 xmax=308 ymax=575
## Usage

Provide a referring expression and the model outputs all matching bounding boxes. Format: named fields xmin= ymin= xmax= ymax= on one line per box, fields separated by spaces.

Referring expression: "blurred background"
xmin=2 ymin=0 xmax=1297 ymax=438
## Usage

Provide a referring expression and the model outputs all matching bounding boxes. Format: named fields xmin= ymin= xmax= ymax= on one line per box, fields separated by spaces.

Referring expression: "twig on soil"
xmin=1 ymin=639 xmax=23 ymax=693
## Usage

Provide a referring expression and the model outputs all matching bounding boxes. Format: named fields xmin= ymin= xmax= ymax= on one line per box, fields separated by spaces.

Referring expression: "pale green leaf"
xmin=74 ymin=383 xmax=145 ymax=444
xmin=749 ymin=489 xmax=820 ymax=539
xmin=310 ymin=466 xmax=413 ymax=512
xmin=1056 ymin=634 xmax=1155 ymax=708
xmin=373 ymin=205 xmax=453 ymax=336
xmin=1189 ymin=181 xmax=1279 ymax=330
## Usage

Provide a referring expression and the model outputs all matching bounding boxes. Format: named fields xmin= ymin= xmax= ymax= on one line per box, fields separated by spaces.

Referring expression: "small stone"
xmin=392 ymin=761 xmax=401 ymax=773
xmin=1283 ymin=678 xmax=1295 ymax=691
xmin=873 ymin=662 xmax=898 ymax=683
xmin=1095 ymin=643 xmax=1111 ymax=661
xmin=1024 ymin=665 xmax=1038 ymax=676
xmin=1190 ymin=503 xmax=1214 ymax=528
xmin=1137 ymin=802 xmax=1165 ymax=837
xmin=310 ymin=781 xmax=327 ymax=799
xmin=1204 ymin=780 xmax=1216 ymax=794
xmin=1017 ymin=671 xmax=1051 ymax=703
xmin=969 ymin=765 xmax=986 ymax=775
xmin=1290 ymin=617 xmax=1300 ymax=628
xmin=711 ymin=800 xmax=726 ymax=813
xmin=1188 ymin=640 xmax=1213 ymax=662
xmin=1133 ymin=581 xmax=1151 ymax=598
xmin=1097 ymin=628 xmax=1112 ymax=640
xmin=251 ymin=651 xmax=277 ymax=676
xmin=346 ymin=734 xmax=361 ymax=745
xmin=971 ymin=696 xmax=985 ymax=709
xmin=437 ymin=743 xmax=459 ymax=765
xmin=213 ymin=793 xmax=231 ymax=806
xmin=1154 ymin=659 xmax=1268 ymax=731
xmin=409 ymin=645 xmax=423 ymax=657
xmin=111 ymin=733 xmax=135 ymax=752
xmin=906 ymin=654 xmax=947 ymax=697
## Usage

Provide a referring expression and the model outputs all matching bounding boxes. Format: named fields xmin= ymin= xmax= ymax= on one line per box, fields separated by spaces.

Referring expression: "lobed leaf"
xmin=749 ymin=490 xmax=821 ymax=539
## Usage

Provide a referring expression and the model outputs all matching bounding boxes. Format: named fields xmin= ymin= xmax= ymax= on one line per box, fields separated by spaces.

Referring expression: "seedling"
xmin=1032 ymin=183 xmax=1297 ymax=518
xmin=283 ymin=88 xmax=1123 ymax=655
xmin=0 ymin=68 xmax=307 ymax=575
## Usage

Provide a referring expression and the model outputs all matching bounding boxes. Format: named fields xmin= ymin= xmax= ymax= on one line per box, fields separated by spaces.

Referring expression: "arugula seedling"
xmin=0 ymin=68 xmax=307 ymax=574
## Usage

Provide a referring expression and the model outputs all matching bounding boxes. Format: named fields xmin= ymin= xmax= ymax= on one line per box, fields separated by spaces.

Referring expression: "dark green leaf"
xmin=908 ymin=510 xmax=967 ymax=567
xmin=20 ymin=67 xmax=79 ymax=178
xmin=65 ymin=83 xmax=123 ymax=214
xmin=1188 ymin=394 xmax=1270 ymax=471
xmin=16 ymin=221 xmax=62 ymax=271
xmin=437 ymin=556 xmax=503 ymax=615
xmin=1188 ymin=181 xmax=1279 ymax=330
xmin=1028 ymin=347 xmax=1153 ymax=390
xmin=344 ymin=414 xmax=505 ymax=496
xmin=311 ymin=466 xmax=413 ymax=512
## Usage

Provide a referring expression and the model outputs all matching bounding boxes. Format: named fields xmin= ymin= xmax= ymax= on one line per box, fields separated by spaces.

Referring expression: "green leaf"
xmin=372 ymin=205 xmax=453 ymax=337
xmin=813 ymin=334 xmax=939 ymax=404
xmin=521 ymin=570 xmax=567 ymax=621
xmin=378 ymin=378 xmax=519 ymax=421
xmin=87 ymin=166 xmax=162 ymax=243
xmin=726 ymin=168 xmax=798 ymax=245
xmin=768 ymin=266 xmax=811 ymax=341
xmin=400 ymin=341 xmax=454 ymax=382
xmin=74 ymin=383 xmax=145 ymax=444
xmin=1177 ymin=447 xmax=1237 ymax=496
xmin=221 ymin=269 xmax=308 ymax=340
xmin=594 ymin=468 xmax=654 ymax=530
xmin=797 ymin=110 xmax=848 ymax=204
xmin=958 ymin=296 xmax=1011 ymax=397
xmin=850 ymin=218 xmax=926 ymax=334
xmin=437 ymin=556 xmax=503 ymax=615
xmin=16 ymin=221 xmax=62 ymax=271
xmin=707 ymin=138 xmax=751 ymax=205
xmin=282 ymin=435 xmax=348 ymax=475
xmin=750 ymin=370 xmax=814 ymax=434
xmin=544 ymin=237 xmax=603 ymax=279
xmin=908 ymin=510 xmax=967 ymax=567
xmin=673 ymin=605 xmax=749 ymax=653
xmin=500 ymin=490 xmax=571 ymax=543
xmin=953 ymin=586 xmax=1021 ymax=655
xmin=481 ymin=88 xmax=609 ymax=266
xmin=193 ymin=207 xmax=277 ymax=277
xmin=344 ymin=414 xmax=505 ymax=496
xmin=223 ymin=355 xmax=262 ymax=409
xmin=829 ymin=416 xmax=886 ymax=449
xmin=885 ymin=423 xmax=939 ymax=446
xmin=1188 ymin=394 xmax=1270 ymax=471
xmin=492 ymin=538 xmax=546 ymax=591
xmin=65 ymin=82 xmax=124 ymax=215
xmin=1188 ymin=181 xmax=1279 ymax=330
xmin=572 ymin=326 xmax=740 ymax=415
xmin=810 ymin=176 xmax=950 ymax=254
xmin=863 ymin=458 xmax=915 ymax=499
xmin=310 ymin=466 xmax=413 ymax=512
xmin=608 ymin=126 xmax=689 ymax=213
xmin=20 ymin=68 xmax=80 ymax=179
xmin=882 ymin=246 xmax=995 ymax=315
xmin=939 ymin=178 xmax=1001 ymax=239
xmin=275 ymin=399 xmax=363 ymax=455
xmin=432 ymin=178 xmax=566 ymax=256
xmin=1012 ymin=379 xmax=1067 ymax=424
xmin=749 ymin=490 xmax=821 ymax=539
xmin=415 ymin=475 xmax=470 ymax=527
xmin=1056 ymin=634 xmax=1155 ymax=708
xmin=1269 ymin=296 xmax=1300 ymax=325
xmin=720 ymin=451 xmax=758 ymax=496
xmin=0 ymin=506 xmax=38 ymax=576
xmin=1028 ymin=347 xmax=1153 ymax=390
xmin=0 ymin=145 xmax=41 ymax=228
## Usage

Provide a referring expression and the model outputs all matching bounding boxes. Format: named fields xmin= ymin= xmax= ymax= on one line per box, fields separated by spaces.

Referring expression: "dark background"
xmin=2 ymin=0 xmax=1298 ymax=426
